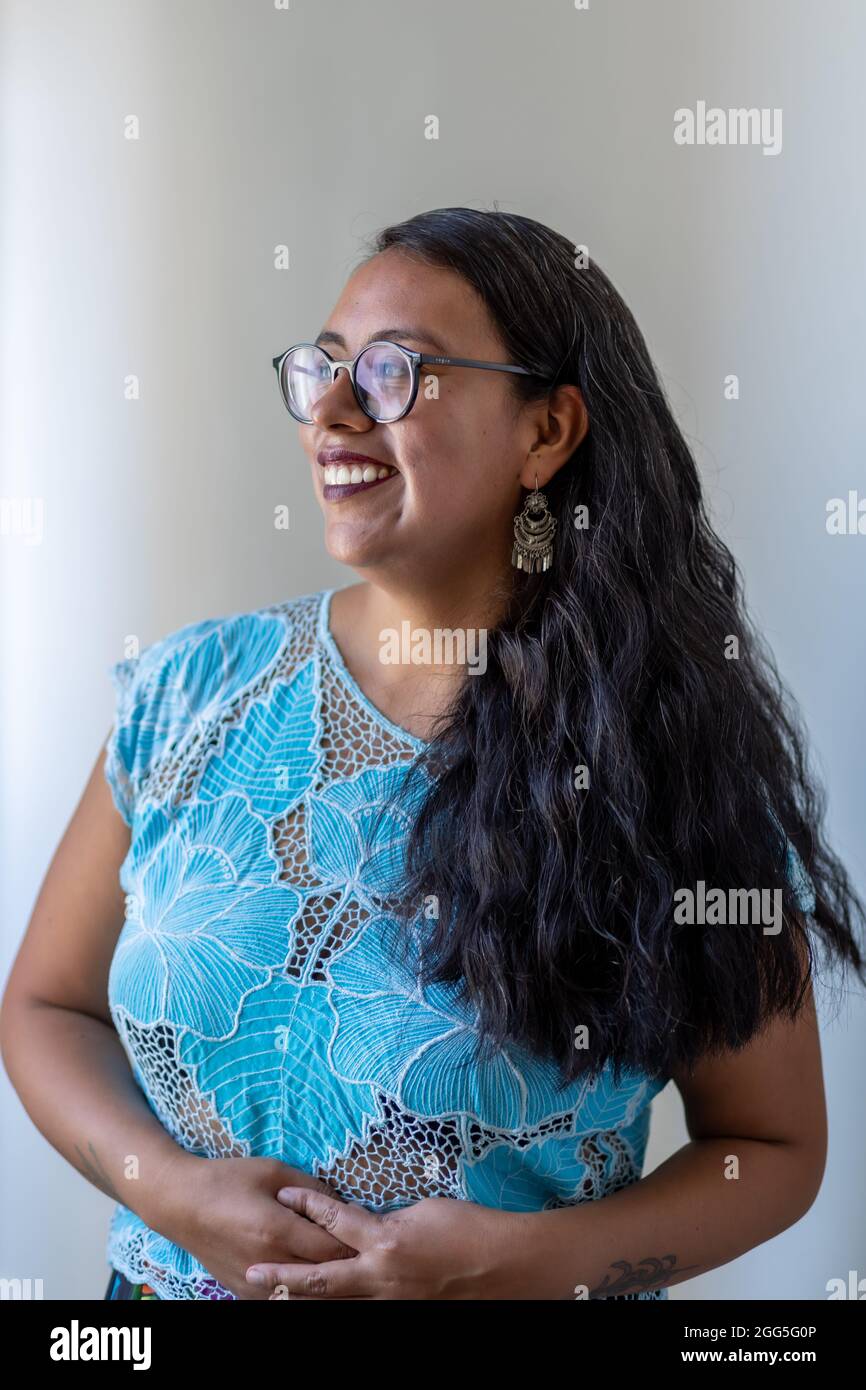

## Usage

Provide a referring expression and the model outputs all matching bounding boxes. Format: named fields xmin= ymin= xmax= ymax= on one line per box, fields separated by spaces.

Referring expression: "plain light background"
xmin=1 ymin=0 xmax=864 ymax=1300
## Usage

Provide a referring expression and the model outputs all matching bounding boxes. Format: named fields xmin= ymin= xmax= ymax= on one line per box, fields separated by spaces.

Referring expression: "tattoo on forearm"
xmin=588 ymin=1253 xmax=701 ymax=1297
xmin=73 ymin=1141 xmax=120 ymax=1202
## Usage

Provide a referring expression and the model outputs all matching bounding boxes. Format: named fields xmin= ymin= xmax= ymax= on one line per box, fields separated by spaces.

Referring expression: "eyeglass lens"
xmin=282 ymin=343 xmax=414 ymax=423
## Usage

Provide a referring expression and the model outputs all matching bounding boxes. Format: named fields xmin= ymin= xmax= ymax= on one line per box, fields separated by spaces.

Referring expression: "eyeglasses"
xmin=272 ymin=339 xmax=545 ymax=424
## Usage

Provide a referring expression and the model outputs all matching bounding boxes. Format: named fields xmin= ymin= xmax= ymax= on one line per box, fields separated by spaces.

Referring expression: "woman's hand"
xmin=145 ymin=1154 xmax=358 ymax=1300
xmin=245 ymin=1188 xmax=531 ymax=1300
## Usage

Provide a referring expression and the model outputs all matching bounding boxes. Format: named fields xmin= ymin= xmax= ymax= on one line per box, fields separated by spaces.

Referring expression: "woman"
xmin=2 ymin=207 xmax=863 ymax=1301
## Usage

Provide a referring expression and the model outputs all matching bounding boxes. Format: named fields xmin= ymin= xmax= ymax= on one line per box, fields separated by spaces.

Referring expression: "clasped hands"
xmin=153 ymin=1154 xmax=535 ymax=1301
xmin=247 ymin=1183 xmax=530 ymax=1300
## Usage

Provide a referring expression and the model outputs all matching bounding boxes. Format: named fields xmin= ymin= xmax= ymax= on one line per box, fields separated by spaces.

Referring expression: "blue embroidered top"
xmin=102 ymin=587 xmax=816 ymax=1300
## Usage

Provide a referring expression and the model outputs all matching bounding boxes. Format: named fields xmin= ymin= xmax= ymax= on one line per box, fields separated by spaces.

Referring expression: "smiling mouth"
xmin=320 ymin=462 xmax=400 ymax=499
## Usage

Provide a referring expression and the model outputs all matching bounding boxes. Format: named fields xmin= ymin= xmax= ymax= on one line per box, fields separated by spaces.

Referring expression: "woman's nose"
xmin=309 ymin=366 xmax=373 ymax=431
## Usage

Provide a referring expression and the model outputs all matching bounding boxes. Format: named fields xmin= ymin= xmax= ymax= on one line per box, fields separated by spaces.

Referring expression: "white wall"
xmin=1 ymin=0 xmax=863 ymax=1300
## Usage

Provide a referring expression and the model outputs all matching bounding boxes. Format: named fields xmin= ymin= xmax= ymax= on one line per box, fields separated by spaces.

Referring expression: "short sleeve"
xmin=765 ymin=803 xmax=817 ymax=917
xmin=102 ymin=606 xmax=290 ymax=827
xmin=783 ymin=836 xmax=817 ymax=916
xmin=103 ymin=653 xmax=144 ymax=827
xmin=102 ymin=618 xmax=220 ymax=828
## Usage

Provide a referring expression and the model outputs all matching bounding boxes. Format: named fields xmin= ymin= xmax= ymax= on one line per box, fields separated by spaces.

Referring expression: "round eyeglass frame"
xmin=272 ymin=339 xmax=547 ymax=424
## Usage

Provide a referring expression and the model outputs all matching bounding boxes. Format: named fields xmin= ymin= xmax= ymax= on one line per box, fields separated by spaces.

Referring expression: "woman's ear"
xmin=519 ymin=384 xmax=589 ymax=489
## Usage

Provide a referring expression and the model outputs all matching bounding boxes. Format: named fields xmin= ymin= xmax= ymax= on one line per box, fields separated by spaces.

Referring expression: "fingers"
xmin=273 ymin=1213 xmax=357 ymax=1264
xmin=274 ymin=1185 xmax=379 ymax=1252
xmin=268 ymin=1284 xmax=361 ymax=1295
xmin=246 ymin=1258 xmax=370 ymax=1299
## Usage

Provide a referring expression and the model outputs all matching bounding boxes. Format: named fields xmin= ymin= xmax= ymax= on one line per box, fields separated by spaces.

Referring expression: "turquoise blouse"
xmin=102 ymin=588 xmax=814 ymax=1300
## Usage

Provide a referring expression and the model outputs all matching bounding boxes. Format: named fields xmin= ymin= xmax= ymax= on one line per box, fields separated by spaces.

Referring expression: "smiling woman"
xmin=1 ymin=206 xmax=863 ymax=1302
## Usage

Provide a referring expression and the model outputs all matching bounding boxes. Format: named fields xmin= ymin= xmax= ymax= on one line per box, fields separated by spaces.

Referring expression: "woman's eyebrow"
xmin=315 ymin=326 xmax=451 ymax=354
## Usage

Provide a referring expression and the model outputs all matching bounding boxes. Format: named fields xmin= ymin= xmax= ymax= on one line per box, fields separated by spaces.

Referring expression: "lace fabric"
xmin=102 ymin=587 xmax=811 ymax=1300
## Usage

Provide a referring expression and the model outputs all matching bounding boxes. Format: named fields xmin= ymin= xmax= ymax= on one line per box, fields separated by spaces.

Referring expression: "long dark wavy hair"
xmin=362 ymin=206 xmax=865 ymax=1088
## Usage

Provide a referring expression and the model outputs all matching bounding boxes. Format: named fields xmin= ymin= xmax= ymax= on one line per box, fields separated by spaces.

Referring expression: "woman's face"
xmin=297 ymin=248 xmax=559 ymax=589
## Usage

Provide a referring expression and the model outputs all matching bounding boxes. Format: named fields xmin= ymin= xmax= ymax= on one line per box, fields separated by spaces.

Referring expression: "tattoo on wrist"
xmin=588 ymin=1253 xmax=701 ymax=1298
xmin=73 ymin=1141 xmax=120 ymax=1202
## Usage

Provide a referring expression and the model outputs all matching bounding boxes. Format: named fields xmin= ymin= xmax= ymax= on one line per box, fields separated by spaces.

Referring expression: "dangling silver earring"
xmin=511 ymin=473 xmax=556 ymax=572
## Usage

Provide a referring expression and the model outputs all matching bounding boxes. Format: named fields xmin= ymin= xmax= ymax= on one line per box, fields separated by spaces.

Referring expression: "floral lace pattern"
xmin=104 ymin=588 xmax=680 ymax=1299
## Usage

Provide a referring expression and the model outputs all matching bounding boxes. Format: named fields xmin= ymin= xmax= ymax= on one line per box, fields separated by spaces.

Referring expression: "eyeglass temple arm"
xmin=419 ymin=354 xmax=537 ymax=377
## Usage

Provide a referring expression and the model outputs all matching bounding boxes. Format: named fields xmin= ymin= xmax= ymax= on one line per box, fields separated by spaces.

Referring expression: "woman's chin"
xmin=323 ymin=528 xmax=396 ymax=572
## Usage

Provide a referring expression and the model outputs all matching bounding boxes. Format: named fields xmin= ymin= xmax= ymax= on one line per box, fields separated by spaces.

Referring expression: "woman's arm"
xmin=524 ymin=979 xmax=828 ymax=1299
xmin=0 ymin=743 xmax=186 ymax=1223
xmin=245 ymin=969 xmax=827 ymax=1299
xmin=0 ymin=742 xmax=357 ymax=1297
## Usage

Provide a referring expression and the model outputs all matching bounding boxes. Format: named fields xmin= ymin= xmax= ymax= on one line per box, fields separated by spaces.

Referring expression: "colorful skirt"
xmin=104 ymin=1267 xmax=235 ymax=1299
xmin=105 ymin=1269 xmax=160 ymax=1300
xmin=103 ymin=1264 xmax=669 ymax=1300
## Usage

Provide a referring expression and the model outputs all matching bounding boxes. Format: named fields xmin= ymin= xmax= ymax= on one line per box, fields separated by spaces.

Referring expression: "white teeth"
xmin=322 ymin=461 xmax=397 ymax=485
